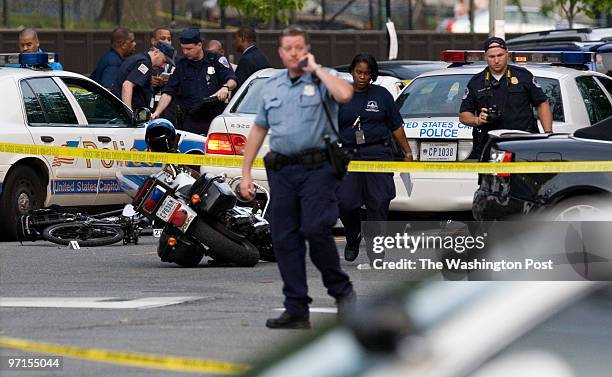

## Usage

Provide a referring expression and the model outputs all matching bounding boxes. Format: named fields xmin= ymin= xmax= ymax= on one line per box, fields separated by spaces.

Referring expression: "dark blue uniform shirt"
xmin=235 ymin=45 xmax=271 ymax=88
xmin=162 ymin=51 xmax=236 ymax=111
xmin=113 ymin=52 xmax=153 ymax=109
xmin=459 ymin=64 xmax=548 ymax=131
xmin=338 ymin=84 xmax=403 ymax=148
xmin=91 ymin=48 xmax=124 ymax=90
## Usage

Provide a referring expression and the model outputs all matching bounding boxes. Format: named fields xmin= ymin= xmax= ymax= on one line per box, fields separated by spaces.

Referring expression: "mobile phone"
xmin=298 ymin=58 xmax=308 ymax=70
xmin=160 ymin=72 xmax=171 ymax=78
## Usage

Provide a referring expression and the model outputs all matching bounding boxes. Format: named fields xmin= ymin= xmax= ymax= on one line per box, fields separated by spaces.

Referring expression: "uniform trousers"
xmin=268 ymin=162 xmax=354 ymax=317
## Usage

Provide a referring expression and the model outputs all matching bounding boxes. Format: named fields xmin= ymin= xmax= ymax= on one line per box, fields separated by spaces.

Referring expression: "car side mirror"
xmin=133 ymin=107 xmax=151 ymax=125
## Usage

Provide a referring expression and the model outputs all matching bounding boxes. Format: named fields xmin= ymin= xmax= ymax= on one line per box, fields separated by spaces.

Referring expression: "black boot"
xmin=344 ymin=234 xmax=362 ymax=262
xmin=266 ymin=311 xmax=311 ymax=329
xmin=337 ymin=290 xmax=357 ymax=321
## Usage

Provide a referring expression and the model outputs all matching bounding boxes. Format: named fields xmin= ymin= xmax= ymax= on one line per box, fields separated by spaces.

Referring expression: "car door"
xmin=59 ymin=76 xmax=156 ymax=206
xmin=575 ymin=75 xmax=612 ymax=125
xmin=20 ymin=77 xmax=97 ymax=207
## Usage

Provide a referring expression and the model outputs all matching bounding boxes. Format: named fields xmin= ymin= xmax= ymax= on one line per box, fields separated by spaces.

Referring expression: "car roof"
xmin=507 ymin=28 xmax=612 ymax=45
xmin=334 ymin=60 xmax=449 ymax=80
xmin=0 ymin=66 xmax=88 ymax=80
xmin=412 ymin=63 xmax=608 ymax=81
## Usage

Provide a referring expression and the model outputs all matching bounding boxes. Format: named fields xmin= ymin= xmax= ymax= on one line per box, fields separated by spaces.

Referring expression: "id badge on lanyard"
xmin=353 ymin=116 xmax=365 ymax=145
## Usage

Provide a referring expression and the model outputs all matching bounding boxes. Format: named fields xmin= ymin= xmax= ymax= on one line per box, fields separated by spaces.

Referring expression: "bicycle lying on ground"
xmin=18 ymin=205 xmax=150 ymax=247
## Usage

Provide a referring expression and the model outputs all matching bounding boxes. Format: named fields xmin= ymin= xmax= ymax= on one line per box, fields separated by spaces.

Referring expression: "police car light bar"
xmin=0 ymin=52 xmax=59 ymax=68
xmin=441 ymin=50 xmax=594 ymax=65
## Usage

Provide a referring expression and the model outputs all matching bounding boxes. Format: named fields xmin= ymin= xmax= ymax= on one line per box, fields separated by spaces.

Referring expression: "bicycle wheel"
xmin=43 ymin=222 xmax=124 ymax=247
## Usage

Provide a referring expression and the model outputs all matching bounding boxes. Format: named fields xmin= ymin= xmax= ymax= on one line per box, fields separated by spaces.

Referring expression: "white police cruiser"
xmin=0 ymin=52 xmax=206 ymax=236
xmin=392 ymin=50 xmax=612 ymax=212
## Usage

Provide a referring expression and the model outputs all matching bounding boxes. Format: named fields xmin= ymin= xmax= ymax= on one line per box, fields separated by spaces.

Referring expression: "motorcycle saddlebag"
xmin=190 ymin=174 xmax=237 ymax=216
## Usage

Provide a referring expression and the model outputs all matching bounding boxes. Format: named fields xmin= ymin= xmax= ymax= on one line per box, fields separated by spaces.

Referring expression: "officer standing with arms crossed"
xmin=459 ymin=37 xmax=553 ymax=159
xmin=152 ymin=28 xmax=237 ymax=135
xmin=240 ymin=26 xmax=356 ymax=329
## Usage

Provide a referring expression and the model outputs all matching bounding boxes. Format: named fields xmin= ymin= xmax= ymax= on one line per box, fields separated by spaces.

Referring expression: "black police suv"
xmin=473 ymin=116 xmax=612 ymax=221
xmin=334 ymin=60 xmax=448 ymax=82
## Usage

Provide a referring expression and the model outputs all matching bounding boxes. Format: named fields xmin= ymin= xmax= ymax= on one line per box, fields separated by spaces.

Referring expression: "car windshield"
xmin=232 ymin=77 xmax=268 ymax=114
xmin=396 ymin=74 xmax=472 ymax=118
xmin=396 ymin=74 xmax=564 ymax=122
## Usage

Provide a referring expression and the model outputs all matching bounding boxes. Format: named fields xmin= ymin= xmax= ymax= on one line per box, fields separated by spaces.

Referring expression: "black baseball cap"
xmin=179 ymin=28 xmax=201 ymax=44
xmin=155 ymin=42 xmax=175 ymax=65
xmin=483 ymin=37 xmax=507 ymax=51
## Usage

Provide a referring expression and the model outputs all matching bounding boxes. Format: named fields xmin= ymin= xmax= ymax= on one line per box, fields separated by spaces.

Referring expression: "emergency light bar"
xmin=441 ymin=50 xmax=594 ymax=65
xmin=0 ymin=52 xmax=60 ymax=68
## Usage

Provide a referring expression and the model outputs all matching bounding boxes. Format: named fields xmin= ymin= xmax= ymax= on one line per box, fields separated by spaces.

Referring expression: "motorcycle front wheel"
xmin=190 ymin=219 xmax=260 ymax=267
xmin=42 ymin=222 xmax=124 ymax=247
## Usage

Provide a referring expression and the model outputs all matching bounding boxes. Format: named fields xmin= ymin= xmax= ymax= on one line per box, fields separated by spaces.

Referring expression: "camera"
xmin=486 ymin=105 xmax=502 ymax=123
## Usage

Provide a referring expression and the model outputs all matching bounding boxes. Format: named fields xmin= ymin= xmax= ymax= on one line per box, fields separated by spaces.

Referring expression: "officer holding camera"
xmin=459 ymin=37 xmax=553 ymax=158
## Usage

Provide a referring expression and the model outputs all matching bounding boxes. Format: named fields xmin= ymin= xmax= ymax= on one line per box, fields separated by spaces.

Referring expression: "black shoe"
xmin=266 ymin=311 xmax=311 ymax=329
xmin=344 ymin=234 xmax=362 ymax=262
xmin=337 ymin=290 xmax=357 ymax=321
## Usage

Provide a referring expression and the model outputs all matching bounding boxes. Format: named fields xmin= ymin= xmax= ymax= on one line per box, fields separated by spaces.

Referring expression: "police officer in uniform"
xmin=113 ymin=42 xmax=175 ymax=111
xmin=240 ymin=26 xmax=356 ymax=329
xmin=152 ymin=28 xmax=237 ymax=135
xmin=459 ymin=37 xmax=553 ymax=159
xmin=338 ymin=53 xmax=413 ymax=267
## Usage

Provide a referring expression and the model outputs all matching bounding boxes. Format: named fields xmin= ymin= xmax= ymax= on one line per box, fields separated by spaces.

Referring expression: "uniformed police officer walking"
xmin=338 ymin=53 xmax=413 ymax=268
xmin=151 ymin=28 xmax=237 ymax=135
xmin=240 ymin=26 xmax=356 ymax=330
xmin=459 ymin=37 xmax=553 ymax=158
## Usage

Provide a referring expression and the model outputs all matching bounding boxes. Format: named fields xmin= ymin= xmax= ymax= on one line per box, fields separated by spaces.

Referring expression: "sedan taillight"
xmin=206 ymin=133 xmax=247 ymax=155
xmin=490 ymin=149 xmax=514 ymax=177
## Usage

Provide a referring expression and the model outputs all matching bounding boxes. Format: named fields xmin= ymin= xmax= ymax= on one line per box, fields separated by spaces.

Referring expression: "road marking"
xmin=273 ymin=307 xmax=337 ymax=314
xmin=0 ymin=336 xmax=249 ymax=375
xmin=0 ymin=297 xmax=200 ymax=309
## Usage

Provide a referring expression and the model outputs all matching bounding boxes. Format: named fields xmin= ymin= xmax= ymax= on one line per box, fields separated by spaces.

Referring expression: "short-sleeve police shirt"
xmin=163 ymin=52 xmax=237 ymax=111
xmin=459 ymin=64 xmax=548 ymax=131
xmin=338 ymin=84 xmax=403 ymax=146
xmin=254 ymin=69 xmax=340 ymax=156
xmin=114 ymin=52 xmax=153 ymax=109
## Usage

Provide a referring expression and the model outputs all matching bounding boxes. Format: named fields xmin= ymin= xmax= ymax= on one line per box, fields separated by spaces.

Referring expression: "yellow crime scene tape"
xmin=0 ymin=336 xmax=250 ymax=375
xmin=1 ymin=142 xmax=612 ymax=174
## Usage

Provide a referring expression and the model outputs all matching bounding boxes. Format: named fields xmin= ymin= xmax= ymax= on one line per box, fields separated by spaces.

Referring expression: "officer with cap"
xmin=152 ymin=27 xmax=237 ymax=135
xmin=459 ymin=36 xmax=553 ymax=158
xmin=113 ymin=42 xmax=175 ymax=110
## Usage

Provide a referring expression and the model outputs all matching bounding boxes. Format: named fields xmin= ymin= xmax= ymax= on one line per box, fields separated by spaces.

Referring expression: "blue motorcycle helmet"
xmin=145 ymin=118 xmax=177 ymax=152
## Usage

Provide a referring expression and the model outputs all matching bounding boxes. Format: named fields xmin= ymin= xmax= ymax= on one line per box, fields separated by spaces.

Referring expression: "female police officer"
xmin=338 ymin=53 xmax=413 ymax=267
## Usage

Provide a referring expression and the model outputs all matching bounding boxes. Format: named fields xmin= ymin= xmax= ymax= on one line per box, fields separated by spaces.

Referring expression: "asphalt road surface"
xmin=0 ymin=235 xmax=393 ymax=376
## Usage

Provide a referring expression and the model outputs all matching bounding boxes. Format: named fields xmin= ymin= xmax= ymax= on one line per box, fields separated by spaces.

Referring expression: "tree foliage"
xmin=546 ymin=0 xmax=612 ymax=27
xmin=218 ymin=0 xmax=304 ymax=26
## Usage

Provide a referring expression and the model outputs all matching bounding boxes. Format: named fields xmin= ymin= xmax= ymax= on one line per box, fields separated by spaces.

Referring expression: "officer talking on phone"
xmin=459 ymin=37 xmax=553 ymax=158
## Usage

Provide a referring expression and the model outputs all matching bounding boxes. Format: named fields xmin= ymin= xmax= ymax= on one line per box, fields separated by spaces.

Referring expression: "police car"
xmin=0 ymin=52 xmax=206 ymax=236
xmin=390 ymin=50 xmax=612 ymax=212
xmin=204 ymin=68 xmax=404 ymax=191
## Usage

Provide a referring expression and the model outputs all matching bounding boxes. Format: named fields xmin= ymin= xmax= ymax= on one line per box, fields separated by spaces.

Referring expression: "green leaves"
xmin=219 ymin=0 xmax=305 ymax=25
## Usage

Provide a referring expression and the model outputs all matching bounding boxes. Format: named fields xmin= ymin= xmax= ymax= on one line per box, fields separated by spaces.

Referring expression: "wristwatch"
xmin=222 ymin=85 xmax=231 ymax=91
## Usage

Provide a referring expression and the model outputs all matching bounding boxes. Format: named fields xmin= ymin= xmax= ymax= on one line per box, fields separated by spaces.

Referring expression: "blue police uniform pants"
xmin=268 ymin=162 xmax=354 ymax=317
xmin=339 ymin=171 xmax=395 ymax=263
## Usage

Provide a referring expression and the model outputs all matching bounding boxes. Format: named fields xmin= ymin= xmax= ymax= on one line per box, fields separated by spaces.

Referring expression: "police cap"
xmin=155 ymin=42 xmax=175 ymax=65
xmin=483 ymin=37 xmax=507 ymax=52
xmin=179 ymin=28 xmax=201 ymax=45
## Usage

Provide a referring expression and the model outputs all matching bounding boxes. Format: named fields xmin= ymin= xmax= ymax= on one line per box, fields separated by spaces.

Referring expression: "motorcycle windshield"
xmin=116 ymin=171 xmax=149 ymax=199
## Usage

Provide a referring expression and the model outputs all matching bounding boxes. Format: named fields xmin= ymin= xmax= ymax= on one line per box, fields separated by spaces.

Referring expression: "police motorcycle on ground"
xmin=118 ymin=119 xmax=274 ymax=267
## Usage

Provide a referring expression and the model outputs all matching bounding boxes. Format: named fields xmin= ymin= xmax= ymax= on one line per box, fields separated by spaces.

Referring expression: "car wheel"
xmin=548 ymin=196 xmax=611 ymax=221
xmin=0 ymin=166 xmax=46 ymax=239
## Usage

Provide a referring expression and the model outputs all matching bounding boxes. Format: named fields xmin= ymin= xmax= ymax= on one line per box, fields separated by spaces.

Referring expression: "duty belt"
xmin=263 ymin=149 xmax=328 ymax=171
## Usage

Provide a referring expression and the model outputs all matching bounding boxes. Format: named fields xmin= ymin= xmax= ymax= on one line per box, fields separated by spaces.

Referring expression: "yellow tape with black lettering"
xmin=0 ymin=336 xmax=250 ymax=375
xmin=1 ymin=142 xmax=612 ymax=174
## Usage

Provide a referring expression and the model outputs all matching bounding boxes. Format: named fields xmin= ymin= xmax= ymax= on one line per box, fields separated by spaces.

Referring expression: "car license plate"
xmin=156 ymin=196 xmax=180 ymax=222
xmin=420 ymin=142 xmax=457 ymax=161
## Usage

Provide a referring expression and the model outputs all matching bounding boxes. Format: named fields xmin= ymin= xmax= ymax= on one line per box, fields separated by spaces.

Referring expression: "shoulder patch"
xmin=218 ymin=56 xmax=230 ymax=69
xmin=137 ymin=63 xmax=149 ymax=75
xmin=532 ymin=76 xmax=541 ymax=88
xmin=462 ymin=87 xmax=469 ymax=100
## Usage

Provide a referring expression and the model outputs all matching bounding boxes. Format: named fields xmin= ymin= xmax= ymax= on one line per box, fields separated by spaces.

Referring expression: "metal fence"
xmin=0 ymin=29 xmax=517 ymax=74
